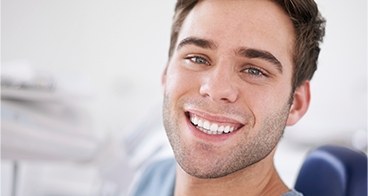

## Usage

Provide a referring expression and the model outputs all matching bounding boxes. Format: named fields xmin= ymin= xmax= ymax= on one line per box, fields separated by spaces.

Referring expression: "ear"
xmin=286 ymin=81 xmax=311 ymax=126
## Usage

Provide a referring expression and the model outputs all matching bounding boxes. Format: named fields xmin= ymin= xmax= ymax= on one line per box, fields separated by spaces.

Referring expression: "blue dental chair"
xmin=294 ymin=145 xmax=367 ymax=196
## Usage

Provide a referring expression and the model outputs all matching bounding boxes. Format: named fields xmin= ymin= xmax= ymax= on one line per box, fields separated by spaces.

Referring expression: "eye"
xmin=242 ymin=67 xmax=267 ymax=77
xmin=185 ymin=56 xmax=210 ymax=65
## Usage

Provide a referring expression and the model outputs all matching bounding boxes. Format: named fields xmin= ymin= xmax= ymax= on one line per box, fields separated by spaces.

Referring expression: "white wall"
xmin=2 ymin=0 xmax=174 ymax=137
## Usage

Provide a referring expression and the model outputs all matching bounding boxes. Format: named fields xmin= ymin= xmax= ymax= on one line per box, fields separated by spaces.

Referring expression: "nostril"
xmin=199 ymin=83 xmax=238 ymax=103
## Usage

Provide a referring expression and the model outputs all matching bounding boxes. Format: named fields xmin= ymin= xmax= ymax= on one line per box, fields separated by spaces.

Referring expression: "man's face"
xmin=163 ymin=0 xmax=296 ymax=178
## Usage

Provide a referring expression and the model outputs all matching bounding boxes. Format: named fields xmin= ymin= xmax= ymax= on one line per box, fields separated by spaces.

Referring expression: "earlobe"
xmin=286 ymin=81 xmax=311 ymax=126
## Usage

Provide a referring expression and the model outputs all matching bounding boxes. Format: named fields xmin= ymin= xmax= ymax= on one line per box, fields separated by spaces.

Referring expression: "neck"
xmin=174 ymin=150 xmax=288 ymax=196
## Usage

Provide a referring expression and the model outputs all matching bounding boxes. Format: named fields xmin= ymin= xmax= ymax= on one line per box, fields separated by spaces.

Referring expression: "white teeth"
xmin=210 ymin=123 xmax=218 ymax=132
xmin=198 ymin=119 xmax=203 ymax=127
xmin=224 ymin=126 xmax=230 ymax=133
xmin=192 ymin=116 xmax=199 ymax=125
xmin=190 ymin=115 xmax=237 ymax=135
xmin=203 ymin=121 xmax=210 ymax=130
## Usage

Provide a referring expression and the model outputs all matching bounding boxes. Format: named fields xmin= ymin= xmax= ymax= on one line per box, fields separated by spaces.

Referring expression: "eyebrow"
xmin=177 ymin=37 xmax=217 ymax=50
xmin=237 ymin=48 xmax=283 ymax=73
xmin=177 ymin=36 xmax=283 ymax=73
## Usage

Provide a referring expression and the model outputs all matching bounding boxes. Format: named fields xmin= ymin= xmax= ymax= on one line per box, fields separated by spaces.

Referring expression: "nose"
xmin=199 ymin=65 xmax=239 ymax=103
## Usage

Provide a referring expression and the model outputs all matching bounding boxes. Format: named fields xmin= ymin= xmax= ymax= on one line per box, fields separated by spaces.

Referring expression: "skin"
xmin=162 ymin=0 xmax=311 ymax=195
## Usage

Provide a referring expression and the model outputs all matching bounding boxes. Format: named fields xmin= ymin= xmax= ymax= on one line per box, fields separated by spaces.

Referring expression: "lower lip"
xmin=185 ymin=115 xmax=237 ymax=142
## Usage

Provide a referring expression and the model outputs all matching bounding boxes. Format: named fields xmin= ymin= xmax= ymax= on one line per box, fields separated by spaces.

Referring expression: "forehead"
xmin=176 ymin=0 xmax=295 ymax=69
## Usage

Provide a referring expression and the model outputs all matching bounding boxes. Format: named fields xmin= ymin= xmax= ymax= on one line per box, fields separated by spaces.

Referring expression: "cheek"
xmin=164 ymin=66 xmax=199 ymax=98
xmin=241 ymin=84 xmax=292 ymax=120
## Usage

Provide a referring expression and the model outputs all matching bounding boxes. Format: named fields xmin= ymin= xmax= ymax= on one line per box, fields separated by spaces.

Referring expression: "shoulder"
xmin=283 ymin=190 xmax=304 ymax=196
xmin=129 ymin=158 xmax=176 ymax=196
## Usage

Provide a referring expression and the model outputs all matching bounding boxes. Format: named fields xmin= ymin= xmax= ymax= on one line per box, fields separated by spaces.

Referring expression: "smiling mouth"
xmin=186 ymin=112 xmax=244 ymax=135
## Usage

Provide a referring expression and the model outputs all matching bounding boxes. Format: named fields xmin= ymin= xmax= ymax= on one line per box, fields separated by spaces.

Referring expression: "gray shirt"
xmin=130 ymin=158 xmax=303 ymax=196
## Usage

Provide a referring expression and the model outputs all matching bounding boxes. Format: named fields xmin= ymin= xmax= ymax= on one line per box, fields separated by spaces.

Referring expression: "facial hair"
xmin=162 ymin=94 xmax=291 ymax=179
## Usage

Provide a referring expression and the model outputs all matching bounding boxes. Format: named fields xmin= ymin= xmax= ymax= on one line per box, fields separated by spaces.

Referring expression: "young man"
xmin=132 ymin=0 xmax=325 ymax=195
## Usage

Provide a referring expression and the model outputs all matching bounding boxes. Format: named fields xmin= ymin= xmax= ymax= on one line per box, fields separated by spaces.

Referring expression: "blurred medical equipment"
xmin=295 ymin=145 xmax=367 ymax=196
xmin=1 ymin=62 xmax=133 ymax=196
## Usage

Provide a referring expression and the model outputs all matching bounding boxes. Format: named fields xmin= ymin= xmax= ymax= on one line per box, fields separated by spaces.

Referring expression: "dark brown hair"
xmin=167 ymin=0 xmax=326 ymax=90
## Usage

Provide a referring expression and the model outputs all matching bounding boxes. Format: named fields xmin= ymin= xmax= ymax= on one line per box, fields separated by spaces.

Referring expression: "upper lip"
xmin=185 ymin=108 xmax=246 ymax=127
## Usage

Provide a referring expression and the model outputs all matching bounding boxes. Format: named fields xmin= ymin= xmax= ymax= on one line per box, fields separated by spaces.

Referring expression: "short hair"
xmin=167 ymin=0 xmax=326 ymax=90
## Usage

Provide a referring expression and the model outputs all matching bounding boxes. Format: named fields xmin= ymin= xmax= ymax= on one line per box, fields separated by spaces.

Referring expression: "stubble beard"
xmin=162 ymin=95 xmax=291 ymax=179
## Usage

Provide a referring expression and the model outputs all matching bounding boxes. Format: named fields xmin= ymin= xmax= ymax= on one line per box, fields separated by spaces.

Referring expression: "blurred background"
xmin=1 ymin=0 xmax=367 ymax=195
